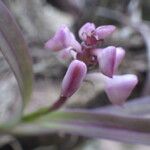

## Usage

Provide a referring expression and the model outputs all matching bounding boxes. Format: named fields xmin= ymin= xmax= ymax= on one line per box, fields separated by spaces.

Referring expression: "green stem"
xmin=22 ymin=108 xmax=49 ymax=122
xmin=22 ymin=97 xmax=68 ymax=122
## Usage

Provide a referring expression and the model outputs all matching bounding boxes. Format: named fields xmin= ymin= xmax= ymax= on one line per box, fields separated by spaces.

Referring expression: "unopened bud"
xmin=61 ymin=60 xmax=87 ymax=97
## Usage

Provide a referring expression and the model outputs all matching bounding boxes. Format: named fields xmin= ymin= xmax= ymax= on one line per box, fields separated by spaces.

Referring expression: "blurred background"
xmin=0 ymin=0 xmax=150 ymax=149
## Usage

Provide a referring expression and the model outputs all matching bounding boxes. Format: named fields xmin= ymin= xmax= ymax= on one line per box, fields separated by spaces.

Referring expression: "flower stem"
xmin=22 ymin=97 xmax=68 ymax=122
xmin=48 ymin=96 xmax=68 ymax=112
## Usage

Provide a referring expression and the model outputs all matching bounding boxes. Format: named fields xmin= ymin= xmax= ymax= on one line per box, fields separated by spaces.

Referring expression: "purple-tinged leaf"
xmin=95 ymin=96 xmax=150 ymax=116
xmin=13 ymin=107 xmax=150 ymax=145
xmin=17 ymin=96 xmax=150 ymax=145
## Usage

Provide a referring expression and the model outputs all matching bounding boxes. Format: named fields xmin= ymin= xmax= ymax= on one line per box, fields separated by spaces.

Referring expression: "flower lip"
xmin=104 ymin=74 xmax=138 ymax=105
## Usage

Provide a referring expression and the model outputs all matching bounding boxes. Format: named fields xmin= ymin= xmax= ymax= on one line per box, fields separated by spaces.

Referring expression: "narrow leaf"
xmin=18 ymin=96 xmax=150 ymax=145
xmin=0 ymin=1 xmax=33 ymax=127
xmin=13 ymin=109 xmax=150 ymax=145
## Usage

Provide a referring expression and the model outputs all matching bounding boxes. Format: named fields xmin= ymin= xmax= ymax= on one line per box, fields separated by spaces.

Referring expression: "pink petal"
xmin=97 ymin=46 xmax=116 ymax=78
xmin=45 ymin=25 xmax=81 ymax=52
xmin=45 ymin=26 xmax=69 ymax=51
xmin=104 ymin=74 xmax=138 ymax=105
xmin=78 ymin=22 xmax=96 ymax=41
xmin=61 ymin=60 xmax=87 ymax=97
xmin=68 ymin=32 xmax=81 ymax=52
xmin=114 ymin=47 xmax=125 ymax=72
xmin=94 ymin=25 xmax=116 ymax=40
xmin=58 ymin=48 xmax=77 ymax=60
xmin=58 ymin=48 xmax=72 ymax=60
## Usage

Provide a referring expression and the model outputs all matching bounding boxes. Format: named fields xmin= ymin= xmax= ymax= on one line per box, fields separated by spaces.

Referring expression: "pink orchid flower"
xmin=45 ymin=22 xmax=138 ymax=110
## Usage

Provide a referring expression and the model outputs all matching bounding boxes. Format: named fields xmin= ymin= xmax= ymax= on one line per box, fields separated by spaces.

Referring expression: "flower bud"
xmin=104 ymin=74 xmax=138 ymax=105
xmin=61 ymin=60 xmax=87 ymax=97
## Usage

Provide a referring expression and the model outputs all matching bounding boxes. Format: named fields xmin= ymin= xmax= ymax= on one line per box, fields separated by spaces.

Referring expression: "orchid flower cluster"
xmin=45 ymin=22 xmax=138 ymax=110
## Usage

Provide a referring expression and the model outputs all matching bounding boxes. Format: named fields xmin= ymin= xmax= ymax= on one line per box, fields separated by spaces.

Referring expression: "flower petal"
xmin=58 ymin=48 xmax=77 ymax=60
xmin=45 ymin=25 xmax=81 ymax=52
xmin=78 ymin=22 xmax=96 ymax=41
xmin=114 ymin=47 xmax=125 ymax=72
xmin=94 ymin=25 xmax=116 ymax=40
xmin=45 ymin=26 xmax=69 ymax=51
xmin=97 ymin=46 xmax=116 ymax=78
xmin=104 ymin=74 xmax=138 ymax=105
xmin=68 ymin=32 xmax=81 ymax=52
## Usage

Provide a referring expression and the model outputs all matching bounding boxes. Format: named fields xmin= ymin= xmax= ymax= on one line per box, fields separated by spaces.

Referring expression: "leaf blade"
xmin=0 ymin=1 xmax=33 ymax=127
xmin=19 ymin=96 xmax=150 ymax=145
xmin=0 ymin=1 xmax=33 ymax=102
